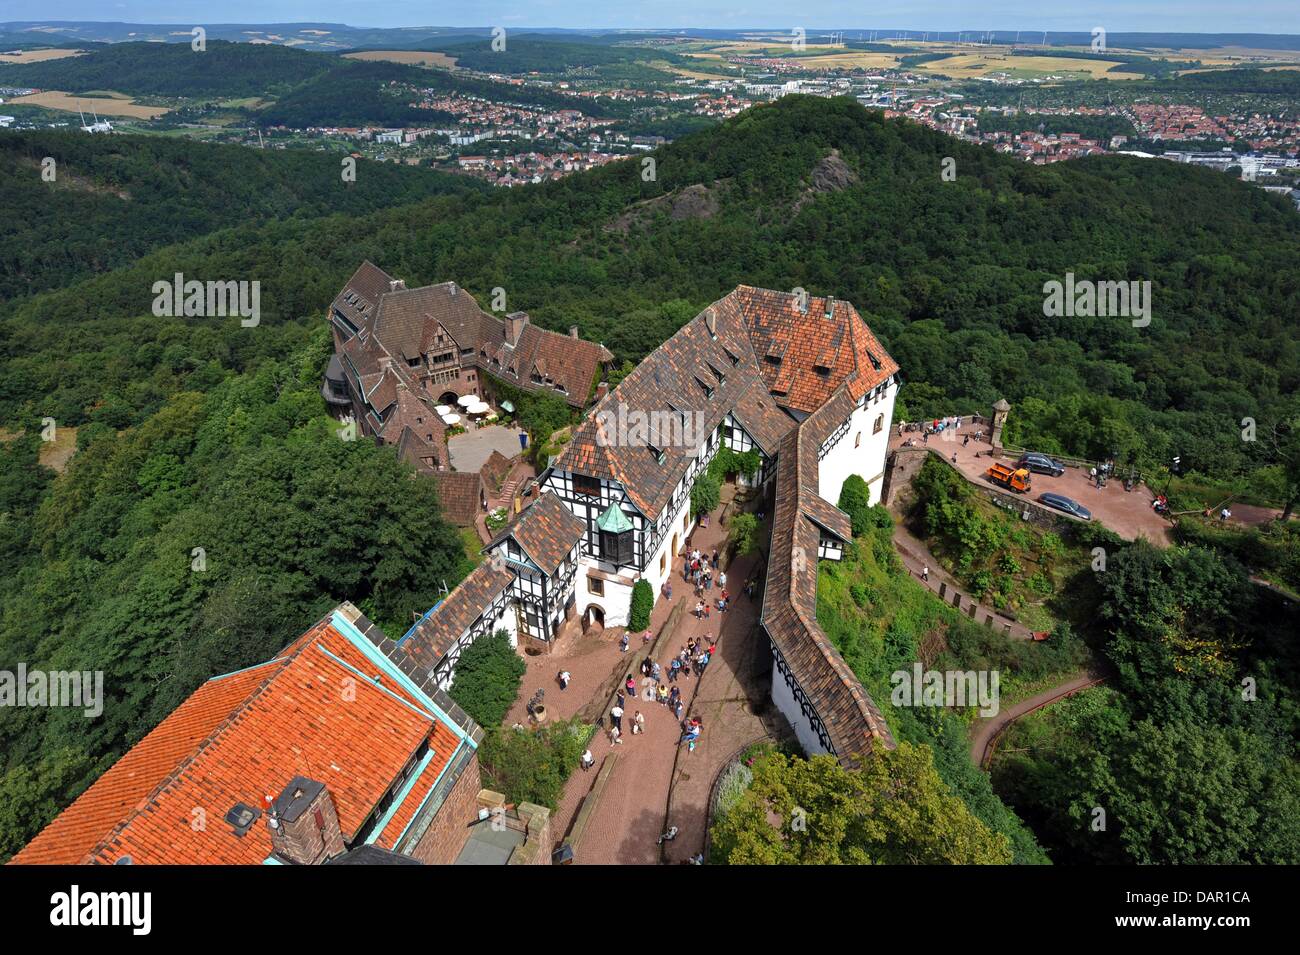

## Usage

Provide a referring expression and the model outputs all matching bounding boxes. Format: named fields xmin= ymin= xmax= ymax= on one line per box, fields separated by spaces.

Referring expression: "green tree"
xmin=711 ymin=747 xmax=1012 ymax=864
xmin=449 ymin=630 xmax=526 ymax=729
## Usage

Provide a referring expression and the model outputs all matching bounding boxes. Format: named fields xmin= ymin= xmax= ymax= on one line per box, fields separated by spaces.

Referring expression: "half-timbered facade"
xmin=371 ymin=282 xmax=901 ymax=768
xmin=376 ymin=491 xmax=586 ymax=692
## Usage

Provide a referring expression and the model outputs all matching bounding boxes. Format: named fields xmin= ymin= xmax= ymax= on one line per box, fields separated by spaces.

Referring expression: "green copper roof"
xmin=596 ymin=503 xmax=633 ymax=534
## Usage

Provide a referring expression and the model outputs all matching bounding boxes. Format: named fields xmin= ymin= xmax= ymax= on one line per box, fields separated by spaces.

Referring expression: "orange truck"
xmin=986 ymin=462 xmax=1032 ymax=493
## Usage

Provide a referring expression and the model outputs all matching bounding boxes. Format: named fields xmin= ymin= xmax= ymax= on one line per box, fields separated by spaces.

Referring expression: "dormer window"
xmin=708 ymin=363 xmax=726 ymax=384
xmin=723 ymin=348 xmax=741 ymax=367
xmin=764 ymin=355 xmax=782 ymax=367
xmin=813 ymin=363 xmax=831 ymax=378
xmin=695 ymin=377 xmax=714 ymax=398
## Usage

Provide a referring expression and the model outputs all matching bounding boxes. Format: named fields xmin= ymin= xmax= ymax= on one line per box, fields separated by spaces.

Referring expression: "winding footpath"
xmin=969 ymin=673 xmax=1104 ymax=769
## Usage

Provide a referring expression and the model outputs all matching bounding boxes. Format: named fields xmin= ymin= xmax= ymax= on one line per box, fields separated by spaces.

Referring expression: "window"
xmin=873 ymin=414 xmax=884 ymax=434
xmin=683 ymin=511 xmax=689 ymax=532
xmin=588 ymin=575 xmax=604 ymax=596
xmin=855 ymin=432 xmax=861 ymax=447
xmin=407 ymin=356 xmax=421 ymax=368
xmin=573 ymin=474 xmax=601 ymax=497
xmin=764 ymin=355 xmax=782 ymax=367
xmin=660 ymin=553 xmax=667 ymax=574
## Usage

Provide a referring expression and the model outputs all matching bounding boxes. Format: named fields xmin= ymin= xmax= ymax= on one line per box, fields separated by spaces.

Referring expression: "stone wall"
xmin=408 ymin=749 xmax=482 ymax=866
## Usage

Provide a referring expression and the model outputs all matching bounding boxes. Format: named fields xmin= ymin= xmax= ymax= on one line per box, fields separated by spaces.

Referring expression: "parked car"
xmin=1038 ymin=493 xmax=1092 ymax=521
xmin=1017 ymin=452 xmax=1066 ymax=477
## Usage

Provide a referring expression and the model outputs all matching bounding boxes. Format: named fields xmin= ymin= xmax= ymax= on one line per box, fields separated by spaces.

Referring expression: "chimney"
xmin=705 ymin=308 xmax=717 ymax=339
xmin=824 ymin=297 xmax=835 ymax=320
xmin=389 ymin=278 xmax=406 ymax=292
xmin=448 ymin=282 xmax=458 ymax=298
xmin=267 ymin=777 xmax=347 ymax=865
xmin=506 ymin=311 xmax=529 ymax=345
xmin=569 ymin=325 xmax=580 ymax=339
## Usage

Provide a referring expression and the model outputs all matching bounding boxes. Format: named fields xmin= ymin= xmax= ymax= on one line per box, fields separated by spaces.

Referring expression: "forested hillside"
xmin=1 ymin=93 xmax=1298 ymax=859
xmin=0 ymin=131 xmax=485 ymax=300
xmin=0 ymin=40 xmax=637 ymax=125
xmin=6 ymin=95 xmax=1296 ymax=479
xmin=0 ymin=40 xmax=334 ymax=97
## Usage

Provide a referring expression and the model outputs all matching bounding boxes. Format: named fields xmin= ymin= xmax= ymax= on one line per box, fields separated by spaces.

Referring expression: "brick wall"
xmin=408 ymin=750 xmax=482 ymax=866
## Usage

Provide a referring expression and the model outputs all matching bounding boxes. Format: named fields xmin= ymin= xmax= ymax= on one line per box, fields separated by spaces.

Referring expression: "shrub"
xmin=485 ymin=506 xmax=509 ymax=533
xmin=478 ymin=718 xmax=589 ymax=809
xmin=449 ymin=630 xmax=526 ymax=728
xmin=729 ymin=511 xmax=759 ymax=555
xmin=691 ymin=469 xmax=721 ymax=517
xmin=629 ymin=579 xmax=654 ymax=631
xmin=838 ymin=474 xmax=873 ymax=537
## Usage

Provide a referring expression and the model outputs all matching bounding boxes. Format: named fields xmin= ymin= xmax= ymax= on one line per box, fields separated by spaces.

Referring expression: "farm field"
xmin=343 ymin=49 xmax=459 ymax=69
xmin=919 ymin=52 xmax=1145 ymax=79
xmin=3 ymin=90 xmax=171 ymax=118
xmin=0 ymin=48 xmax=85 ymax=65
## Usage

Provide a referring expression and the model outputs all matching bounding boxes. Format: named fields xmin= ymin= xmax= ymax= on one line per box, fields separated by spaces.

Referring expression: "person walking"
xmin=581 ymin=749 xmax=595 ymax=771
xmin=632 ymin=710 xmax=645 ymax=735
xmin=719 ymin=571 xmax=727 ymax=590
xmin=922 ymin=564 xmax=929 ymax=582
xmin=657 ymin=684 xmax=670 ymax=705
xmin=669 ymin=658 xmax=681 ymax=682
xmin=557 ymin=670 xmax=571 ymax=691
xmin=625 ymin=674 xmax=637 ymax=699
xmin=609 ymin=725 xmax=622 ymax=746
xmin=651 ymin=660 xmax=662 ymax=682
xmin=619 ymin=632 xmax=630 ymax=653
xmin=610 ymin=705 xmax=623 ymax=732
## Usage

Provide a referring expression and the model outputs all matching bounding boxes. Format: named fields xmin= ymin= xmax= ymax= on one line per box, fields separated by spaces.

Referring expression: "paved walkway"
xmin=889 ymin=423 xmax=1173 ymax=545
xmin=503 ymin=494 xmax=780 ymax=864
xmin=969 ymin=672 xmax=1102 ymax=768
xmin=449 ymin=424 xmax=527 ymax=473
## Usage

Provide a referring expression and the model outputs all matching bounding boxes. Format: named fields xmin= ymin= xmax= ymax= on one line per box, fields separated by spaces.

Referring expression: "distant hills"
xmin=0 ymin=131 xmax=486 ymax=301
xmin=3 ymin=95 xmax=1296 ymax=484
xmin=4 ymin=21 xmax=1300 ymax=52
xmin=0 ymin=40 xmax=638 ymax=124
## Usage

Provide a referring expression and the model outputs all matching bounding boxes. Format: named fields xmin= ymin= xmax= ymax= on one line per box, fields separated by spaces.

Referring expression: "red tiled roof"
xmin=11 ymin=608 xmax=474 ymax=865
xmin=486 ymin=490 xmax=585 ymax=576
xmin=334 ymin=269 xmax=611 ymax=410
xmin=761 ymin=384 xmax=895 ymax=767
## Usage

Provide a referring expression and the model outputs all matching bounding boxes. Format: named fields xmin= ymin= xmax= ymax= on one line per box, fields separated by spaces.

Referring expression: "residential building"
xmin=381 ymin=284 xmax=902 ymax=767
xmin=324 ymin=262 xmax=612 ymax=482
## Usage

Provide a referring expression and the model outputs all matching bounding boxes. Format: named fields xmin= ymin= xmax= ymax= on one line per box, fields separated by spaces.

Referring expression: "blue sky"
xmin=3 ymin=1 xmax=1298 ymax=34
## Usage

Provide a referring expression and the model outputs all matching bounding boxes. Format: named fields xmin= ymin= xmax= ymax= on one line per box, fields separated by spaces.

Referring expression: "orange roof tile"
xmin=11 ymin=609 xmax=474 ymax=866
